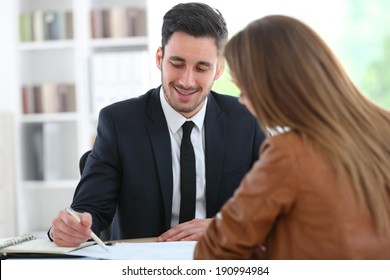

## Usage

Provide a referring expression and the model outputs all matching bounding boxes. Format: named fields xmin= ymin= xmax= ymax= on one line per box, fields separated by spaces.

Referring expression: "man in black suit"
xmin=50 ymin=2 xmax=265 ymax=247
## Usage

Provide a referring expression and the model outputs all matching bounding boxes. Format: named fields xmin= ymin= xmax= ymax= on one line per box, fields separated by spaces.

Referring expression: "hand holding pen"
xmin=65 ymin=207 xmax=109 ymax=252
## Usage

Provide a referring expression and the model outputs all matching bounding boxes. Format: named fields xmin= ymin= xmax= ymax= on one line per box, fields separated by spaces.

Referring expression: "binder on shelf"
xmin=31 ymin=126 xmax=44 ymax=180
xmin=21 ymin=121 xmax=79 ymax=181
xmin=43 ymin=123 xmax=64 ymax=181
xmin=90 ymin=50 xmax=150 ymax=114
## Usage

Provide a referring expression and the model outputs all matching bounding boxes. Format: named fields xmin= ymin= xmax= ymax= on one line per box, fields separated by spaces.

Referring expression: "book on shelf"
xmin=57 ymin=11 xmax=73 ymax=40
xmin=66 ymin=11 xmax=74 ymax=39
xmin=90 ymin=9 xmax=103 ymax=39
xmin=132 ymin=8 xmax=147 ymax=36
xmin=109 ymin=7 xmax=127 ymax=38
xmin=90 ymin=7 xmax=147 ymax=39
xmin=32 ymin=85 xmax=42 ymax=113
xmin=40 ymin=83 xmax=57 ymax=113
xmin=32 ymin=10 xmax=44 ymax=42
xmin=43 ymin=11 xmax=60 ymax=40
xmin=21 ymin=85 xmax=34 ymax=114
xmin=101 ymin=8 xmax=111 ymax=38
xmin=57 ymin=84 xmax=76 ymax=112
xmin=21 ymin=83 xmax=76 ymax=114
xmin=19 ymin=10 xmax=73 ymax=42
xmin=19 ymin=13 xmax=33 ymax=42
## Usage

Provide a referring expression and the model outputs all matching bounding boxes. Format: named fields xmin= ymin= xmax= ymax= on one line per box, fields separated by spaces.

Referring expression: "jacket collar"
xmin=204 ymin=92 xmax=227 ymax=216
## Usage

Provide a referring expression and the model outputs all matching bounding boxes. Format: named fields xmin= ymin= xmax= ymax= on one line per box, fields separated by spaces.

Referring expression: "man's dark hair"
xmin=161 ymin=2 xmax=228 ymax=54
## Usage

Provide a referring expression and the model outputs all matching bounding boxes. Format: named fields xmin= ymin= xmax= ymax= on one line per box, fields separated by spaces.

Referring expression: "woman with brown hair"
xmin=195 ymin=15 xmax=390 ymax=259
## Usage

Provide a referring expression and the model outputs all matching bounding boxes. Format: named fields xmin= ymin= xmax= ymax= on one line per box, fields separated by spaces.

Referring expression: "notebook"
xmin=0 ymin=234 xmax=95 ymax=258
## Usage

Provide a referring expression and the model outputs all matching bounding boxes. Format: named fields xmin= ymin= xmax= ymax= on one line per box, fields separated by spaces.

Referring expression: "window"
xmin=212 ymin=0 xmax=390 ymax=108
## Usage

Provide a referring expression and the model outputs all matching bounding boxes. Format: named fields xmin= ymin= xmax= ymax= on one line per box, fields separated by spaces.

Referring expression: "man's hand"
xmin=157 ymin=218 xmax=212 ymax=242
xmin=51 ymin=209 xmax=93 ymax=247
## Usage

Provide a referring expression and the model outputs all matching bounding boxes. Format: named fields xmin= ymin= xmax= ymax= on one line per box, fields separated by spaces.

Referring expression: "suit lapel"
xmin=145 ymin=89 xmax=227 ymax=224
xmin=204 ymin=93 xmax=227 ymax=216
xmin=146 ymin=88 xmax=173 ymax=230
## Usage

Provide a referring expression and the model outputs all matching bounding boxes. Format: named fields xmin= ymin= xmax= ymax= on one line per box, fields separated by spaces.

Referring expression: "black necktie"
xmin=179 ymin=121 xmax=196 ymax=223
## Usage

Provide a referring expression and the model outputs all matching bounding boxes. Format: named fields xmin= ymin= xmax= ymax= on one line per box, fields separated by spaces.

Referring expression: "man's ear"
xmin=156 ymin=47 xmax=163 ymax=70
xmin=214 ymin=58 xmax=225 ymax=80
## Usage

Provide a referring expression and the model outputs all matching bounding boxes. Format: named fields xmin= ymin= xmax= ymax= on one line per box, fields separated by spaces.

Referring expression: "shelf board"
xmin=18 ymin=40 xmax=75 ymax=51
xmin=89 ymin=36 xmax=148 ymax=48
xmin=22 ymin=179 xmax=79 ymax=189
xmin=20 ymin=112 xmax=78 ymax=123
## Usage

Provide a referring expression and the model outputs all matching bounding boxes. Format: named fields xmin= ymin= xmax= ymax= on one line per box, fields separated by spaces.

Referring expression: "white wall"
xmin=0 ymin=1 xmax=18 ymax=114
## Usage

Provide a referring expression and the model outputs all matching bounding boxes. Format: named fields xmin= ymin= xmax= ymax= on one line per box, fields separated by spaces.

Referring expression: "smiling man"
xmin=49 ymin=2 xmax=265 ymax=247
xmin=157 ymin=31 xmax=222 ymax=118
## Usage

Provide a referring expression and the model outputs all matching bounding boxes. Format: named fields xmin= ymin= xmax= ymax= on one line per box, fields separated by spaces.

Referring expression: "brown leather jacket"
xmin=194 ymin=132 xmax=390 ymax=259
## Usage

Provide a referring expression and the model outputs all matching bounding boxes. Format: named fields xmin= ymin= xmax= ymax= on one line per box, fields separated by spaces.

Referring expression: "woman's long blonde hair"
xmin=224 ymin=15 xmax=390 ymax=234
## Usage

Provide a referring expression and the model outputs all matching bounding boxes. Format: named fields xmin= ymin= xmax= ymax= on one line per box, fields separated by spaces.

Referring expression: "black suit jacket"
xmin=71 ymin=87 xmax=265 ymax=239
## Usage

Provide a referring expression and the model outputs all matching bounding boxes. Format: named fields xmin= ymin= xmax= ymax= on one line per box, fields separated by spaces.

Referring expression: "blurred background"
xmin=0 ymin=0 xmax=388 ymax=238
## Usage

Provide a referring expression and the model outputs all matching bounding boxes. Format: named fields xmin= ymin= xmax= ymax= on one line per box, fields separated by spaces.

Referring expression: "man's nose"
xmin=179 ymin=69 xmax=196 ymax=87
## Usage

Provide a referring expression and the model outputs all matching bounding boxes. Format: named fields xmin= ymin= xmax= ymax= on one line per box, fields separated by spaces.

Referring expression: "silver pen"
xmin=65 ymin=207 xmax=109 ymax=252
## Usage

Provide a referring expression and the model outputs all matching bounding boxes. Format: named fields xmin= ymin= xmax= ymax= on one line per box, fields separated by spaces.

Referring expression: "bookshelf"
xmin=13 ymin=0 xmax=153 ymax=236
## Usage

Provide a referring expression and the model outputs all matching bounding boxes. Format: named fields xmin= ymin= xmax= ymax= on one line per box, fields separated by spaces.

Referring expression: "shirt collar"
xmin=266 ymin=126 xmax=291 ymax=136
xmin=160 ymin=87 xmax=207 ymax=134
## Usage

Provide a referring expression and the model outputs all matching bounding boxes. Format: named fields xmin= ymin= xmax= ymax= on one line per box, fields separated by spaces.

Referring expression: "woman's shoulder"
xmin=263 ymin=129 xmax=304 ymax=151
xmin=259 ymin=130 xmax=311 ymax=163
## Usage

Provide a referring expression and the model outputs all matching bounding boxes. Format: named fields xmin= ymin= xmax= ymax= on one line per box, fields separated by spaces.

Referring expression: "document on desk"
xmin=68 ymin=241 xmax=197 ymax=260
xmin=0 ymin=237 xmax=95 ymax=255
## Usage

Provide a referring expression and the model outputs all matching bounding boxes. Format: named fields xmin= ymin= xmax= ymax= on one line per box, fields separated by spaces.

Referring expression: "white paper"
xmin=68 ymin=241 xmax=197 ymax=260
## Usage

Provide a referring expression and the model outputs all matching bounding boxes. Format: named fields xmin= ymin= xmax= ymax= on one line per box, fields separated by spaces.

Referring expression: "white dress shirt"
xmin=159 ymin=87 xmax=207 ymax=227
